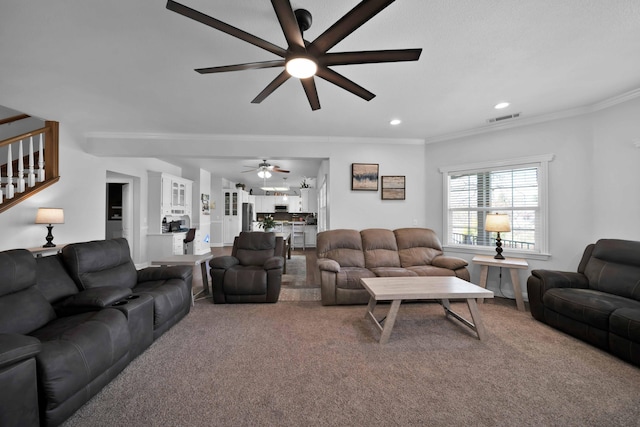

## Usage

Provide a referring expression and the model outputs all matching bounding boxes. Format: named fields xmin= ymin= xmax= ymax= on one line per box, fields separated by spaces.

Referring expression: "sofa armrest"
xmin=0 ymin=334 xmax=41 ymax=371
xmin=317 ymin=258 xmax=340 ymax=273
xmin=138 ymin=265 xmax=192 ymax=282
xmin=264 ymin=256 xmax=284 ymax=270
xmin=527 ymin=269 xmax=589 ymax=321
xmin=210 ymin=256 xmax=239 ymax=270
xmin=530 ymin=269 xmax=589 ymax=292
xmin=432 ymin=255 xmax=468 ymax=270
xmin=62 ymin=286 xmax=133 ymax=308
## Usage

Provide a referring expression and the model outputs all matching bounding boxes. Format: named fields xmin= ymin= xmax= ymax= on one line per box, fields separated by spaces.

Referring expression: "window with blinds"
xmin=441 ymin=155 xmax=553 ymax=255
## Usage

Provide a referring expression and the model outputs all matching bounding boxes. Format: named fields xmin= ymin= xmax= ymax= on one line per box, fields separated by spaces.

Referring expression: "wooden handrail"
xmin=0 ymin=120 xmax=59 ymax=214
xmin=0 ymin=114 xmax=30 ymax=126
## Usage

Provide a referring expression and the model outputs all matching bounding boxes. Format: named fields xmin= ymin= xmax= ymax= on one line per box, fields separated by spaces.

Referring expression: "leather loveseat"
xmin=0 ymin=238 xmax=192 ymax=427
xmin=527 ymin=238 xmax=640 ymax=367
xmin=317 ymin=228 xmax=470 ymax=305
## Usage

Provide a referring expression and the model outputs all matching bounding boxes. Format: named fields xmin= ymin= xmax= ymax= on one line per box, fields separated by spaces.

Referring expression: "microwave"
xmin=274 ymin=205 xmax=288 ymax=212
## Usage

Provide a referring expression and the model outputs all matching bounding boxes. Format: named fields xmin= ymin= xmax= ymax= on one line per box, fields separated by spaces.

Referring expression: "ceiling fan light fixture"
xmin=286 ymin=57 xmax=317 ymax=79
xmin=258 ymin=170 xmax=272 ymax=179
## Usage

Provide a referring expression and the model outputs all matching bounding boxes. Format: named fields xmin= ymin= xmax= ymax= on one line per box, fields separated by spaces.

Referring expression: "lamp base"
xmin=494 ymin=232 xmax=505 ymax=259
xmin=43 ymin=224 xmax=56 ymax=248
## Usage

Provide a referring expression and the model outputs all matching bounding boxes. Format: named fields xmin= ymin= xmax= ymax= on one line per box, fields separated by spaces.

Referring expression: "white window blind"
xmin=441 ymin=155 xmax=553 ymax=256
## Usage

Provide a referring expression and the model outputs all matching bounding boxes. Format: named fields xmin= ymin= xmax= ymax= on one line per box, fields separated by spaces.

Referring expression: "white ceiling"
xmin=2 ymin=1 xmax=640 ymax=187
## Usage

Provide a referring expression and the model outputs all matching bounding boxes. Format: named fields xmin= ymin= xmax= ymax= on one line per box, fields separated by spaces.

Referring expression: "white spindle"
xmin=17 ymin=140 xmax=26 ymax=193
xmin=38 ymin=133 xmax=45 ymax=182
xmin=6 ymin=145 xmax=15 ymax=199
xmin=28 ymin=136 xmax=36 ymax=187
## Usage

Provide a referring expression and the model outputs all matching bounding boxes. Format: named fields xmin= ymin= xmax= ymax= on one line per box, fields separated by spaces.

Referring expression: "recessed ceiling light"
xmin=390 ymin=119 xmax=402 ymax=126
xmin=494 ymin=102 xmax=510 ymax=110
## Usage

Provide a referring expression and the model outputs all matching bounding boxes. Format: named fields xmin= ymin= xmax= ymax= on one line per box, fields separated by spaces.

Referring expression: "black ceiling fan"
xmin=166 ymin=0 xmax=422 ymax=111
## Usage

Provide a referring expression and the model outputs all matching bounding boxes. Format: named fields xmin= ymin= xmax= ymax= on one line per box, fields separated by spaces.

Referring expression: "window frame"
xmin=439 ymin=154 xmax=554 ymax=260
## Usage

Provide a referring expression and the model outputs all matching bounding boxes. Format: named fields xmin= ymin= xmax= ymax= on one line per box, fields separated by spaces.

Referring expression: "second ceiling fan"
xmin=166 ymin=0 xmax=422 ymax=110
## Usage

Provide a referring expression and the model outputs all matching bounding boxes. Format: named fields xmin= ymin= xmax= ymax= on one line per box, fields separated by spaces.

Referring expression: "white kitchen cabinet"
xmin=287 ymin=196 xmax=300 ymax=212
xmin=300 ymin=188 xmax=317 ymax=212
xmin=255 ymin=195 xmax=275 ymax=213
xmin=148 ymin=171 xmax=193 ymax=233
xmin=222 ymin=189 xmax=249 ymax=245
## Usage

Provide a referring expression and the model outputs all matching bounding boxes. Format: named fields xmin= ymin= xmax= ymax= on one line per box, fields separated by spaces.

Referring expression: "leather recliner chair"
xmin=209 ymin=232 xmax=284 ymax=303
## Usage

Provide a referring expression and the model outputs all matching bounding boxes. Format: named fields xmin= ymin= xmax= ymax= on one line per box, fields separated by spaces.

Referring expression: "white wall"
xmin=423 ymin=97 xmax=640 ymax=298
xmin=0 ymin=124 xmax=186 ymax=263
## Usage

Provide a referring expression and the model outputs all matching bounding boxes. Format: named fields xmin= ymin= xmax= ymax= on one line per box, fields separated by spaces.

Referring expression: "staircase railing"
xmin=0 ymin=120 xmax=60 ymax=213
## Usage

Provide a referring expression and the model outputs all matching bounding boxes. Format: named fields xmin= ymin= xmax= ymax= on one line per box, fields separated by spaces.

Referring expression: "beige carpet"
xmin=62 ymin=300 xmax=640 ymax=427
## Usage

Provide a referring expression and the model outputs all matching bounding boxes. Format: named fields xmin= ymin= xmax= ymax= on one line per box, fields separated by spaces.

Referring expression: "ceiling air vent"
xmin=486 ymin=112 xmax=521 ymax=124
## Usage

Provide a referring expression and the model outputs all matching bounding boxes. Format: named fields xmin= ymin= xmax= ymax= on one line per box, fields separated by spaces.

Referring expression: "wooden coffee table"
xmin=361 ymin=276 xmax=494 ymax=344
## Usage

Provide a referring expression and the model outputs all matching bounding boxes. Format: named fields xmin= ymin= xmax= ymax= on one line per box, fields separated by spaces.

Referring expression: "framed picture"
xmin=381 ymin=176 xmax=405 ymax=200
xmin=351 ymin=163 xmax=379 ymax=191
xmin=201 ymin=193 xmax=210 ymax=215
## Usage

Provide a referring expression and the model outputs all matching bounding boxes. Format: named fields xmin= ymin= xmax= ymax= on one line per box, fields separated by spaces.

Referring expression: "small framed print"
xmin=381 ymin=176 xmax=405 ymax=200
xmin=351 ymin=163 xmax=379 ymax=191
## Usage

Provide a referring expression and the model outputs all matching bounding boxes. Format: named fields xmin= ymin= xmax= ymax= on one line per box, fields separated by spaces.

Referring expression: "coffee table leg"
xmin=466 ymin=298 xmax=487 ymax=341
xmin=379 ymin=299 xmax=402 ymax=344
xmin=442 ymin=298 xmax=488 ymax=341
xmin=365 ymin=296 xmax=377 ymax=318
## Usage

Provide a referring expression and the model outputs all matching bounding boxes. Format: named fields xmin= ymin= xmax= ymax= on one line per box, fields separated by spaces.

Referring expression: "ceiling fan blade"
xmin=166 ymin=0 xmax=287 ymax=58
xmin=300 ymin=77 xmax=321 ymax=111
xmin=251 ymin=71 xmax=291 ymax=104
xmin=315 ymin=67 xmax=375 ymax=101
xmin=273 ymin=167 xmax=290 ymax=173
xmin=309 ymin=0 xmax=395 ymax=55
xmin=321 ymin=49 xmax=422 ymax=66
xmin=271 ymin=0 xmax=305 ymax=52
xmin=195 ymin=60 xmax=285 ymax=74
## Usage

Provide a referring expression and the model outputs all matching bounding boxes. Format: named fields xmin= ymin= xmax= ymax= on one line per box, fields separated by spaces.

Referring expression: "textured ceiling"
xmin=1 ymin=1 xmax=640 ymax=186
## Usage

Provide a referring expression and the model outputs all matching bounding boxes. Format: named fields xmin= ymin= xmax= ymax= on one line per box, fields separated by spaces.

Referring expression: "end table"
xmin=472 ymin=255 xmax=528 ymax=311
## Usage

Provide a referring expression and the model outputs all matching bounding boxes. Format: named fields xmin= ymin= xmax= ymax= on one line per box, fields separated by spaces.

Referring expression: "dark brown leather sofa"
xmin=527 ymin=238 xmax=640 ymax=367
xmin=0 ymin=238 xmax=192 ymax=427
xmin=316 ymin=228 xmax=470 ymax=305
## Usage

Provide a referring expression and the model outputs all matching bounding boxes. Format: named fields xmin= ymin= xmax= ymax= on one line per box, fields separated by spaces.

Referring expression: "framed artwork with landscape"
xmin=351 ymin=163 xmax=379 ymax=191
xmin=381 ymin=176 xmax=405 ymax=200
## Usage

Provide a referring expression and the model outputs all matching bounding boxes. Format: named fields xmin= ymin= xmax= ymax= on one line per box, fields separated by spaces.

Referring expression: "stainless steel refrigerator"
xmin=241 ymin=202 xmax=254 ymax=232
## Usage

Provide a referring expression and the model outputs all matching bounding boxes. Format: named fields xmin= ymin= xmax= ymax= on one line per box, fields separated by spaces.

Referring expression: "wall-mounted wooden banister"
xmin=0 ymin=120 xmax=59 ymax=214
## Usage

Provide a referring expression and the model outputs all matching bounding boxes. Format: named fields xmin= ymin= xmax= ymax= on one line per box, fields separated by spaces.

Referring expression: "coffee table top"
xmin=360 ymin=276 xmax=494 ymax=300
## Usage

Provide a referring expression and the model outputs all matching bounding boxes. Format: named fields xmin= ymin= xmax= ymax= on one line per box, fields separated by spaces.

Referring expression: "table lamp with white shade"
xmin=35 ymin=208 xmax=64 ymax=248
xmin=485 ymin=213 xmax=511 ymax=259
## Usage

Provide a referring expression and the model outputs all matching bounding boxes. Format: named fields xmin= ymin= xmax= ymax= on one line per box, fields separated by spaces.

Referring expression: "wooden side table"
xmin=472 ymin=255 xmax=529 ymax=311
xmin=151 ymin=253 xmax=213 ymax=305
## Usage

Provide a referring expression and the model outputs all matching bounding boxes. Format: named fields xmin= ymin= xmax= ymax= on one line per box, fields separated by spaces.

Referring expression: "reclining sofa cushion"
xmin=395 ymin=228 xmax=470 ymax=280
xmin=543 ymin=288 xmax=640 ymax=331
xmin=63 ymin=239 xmax=192 ymax=339
xmin=0 ymin=250 xmax=56 ymax=335
xmin=394 ymin=228 xmax=444 ymax=266
xmin=317 ymin=229 xmax=366 ymax=268
xmin=361 ymin=229 xmax=417 ymax=277
xmin=609 ymin=308 xmax=640 ymax=366
xmin=62 ymin=239 xmax=138 ymax=290
xmin=583 ymin=239 xmax=640 ymax=300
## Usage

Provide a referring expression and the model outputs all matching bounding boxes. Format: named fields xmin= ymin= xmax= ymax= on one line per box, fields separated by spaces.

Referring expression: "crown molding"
xmin=425 ymin=88 xmax=640 ymax=144
xmin=84 ymin=132 xmax=424 ymax=146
